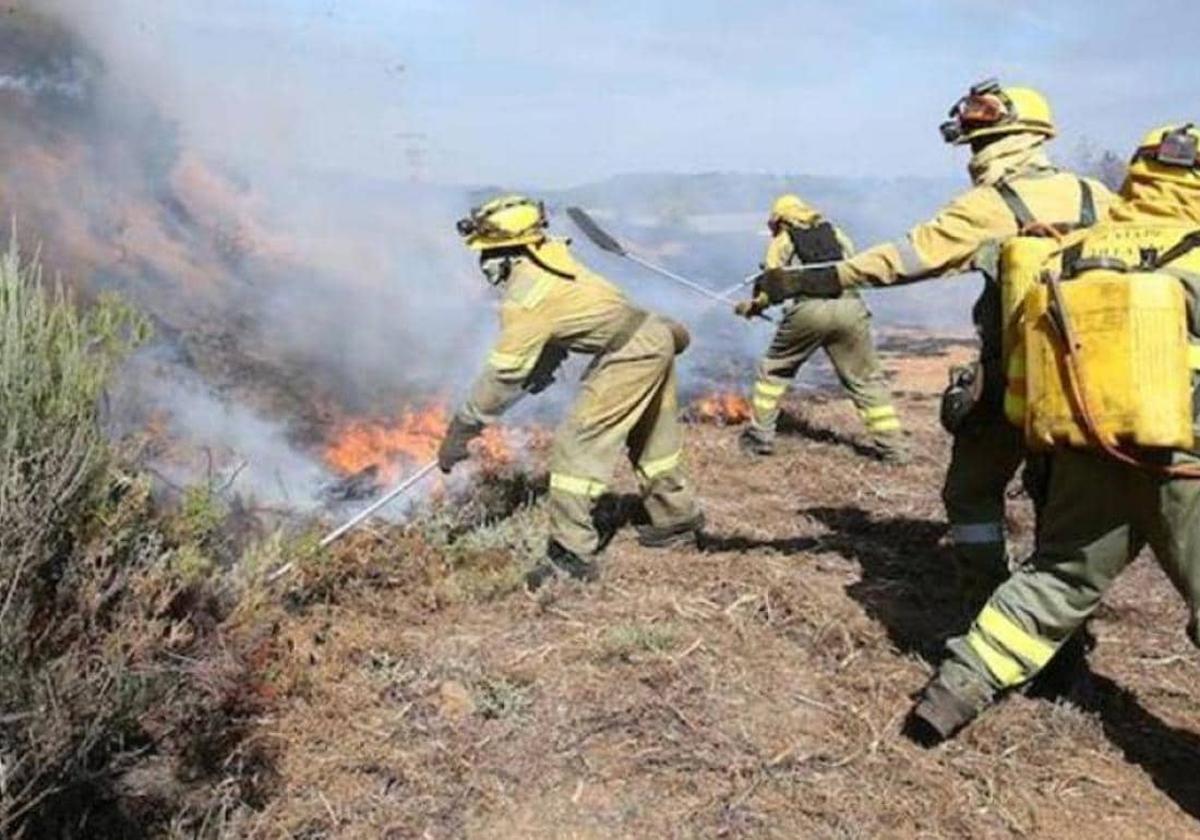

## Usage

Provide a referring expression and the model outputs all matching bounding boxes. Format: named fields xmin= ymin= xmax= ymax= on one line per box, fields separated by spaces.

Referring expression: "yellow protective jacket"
xmin=836 ymin=135 xmax=1115 ymax=291
xmin=460 ymin=240 xmax=647 ymax=425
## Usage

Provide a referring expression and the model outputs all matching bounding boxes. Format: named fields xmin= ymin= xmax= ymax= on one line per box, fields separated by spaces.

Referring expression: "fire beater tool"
xmin=319 ymin=459 xmax=439 ymax=548
xmin=565 ymin=206 xmax=773 ymax=322
xmin=266 ymin=460 xmax=439 ymax=581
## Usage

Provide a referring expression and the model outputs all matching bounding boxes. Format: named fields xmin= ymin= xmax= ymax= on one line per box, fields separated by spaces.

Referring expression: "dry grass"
xmin=228 ymin=334 xmax=1200 ymax=839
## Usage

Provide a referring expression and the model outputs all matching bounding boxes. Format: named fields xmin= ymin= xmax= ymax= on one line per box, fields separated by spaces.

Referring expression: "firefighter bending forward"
xmin=908 ymin=123 xmax=1200 ymax=743
xmin=439 ymin=195 xmax=704 ymax=589
xmin=740 ymin=194 xmax=907 ymax=462
xmin=749 ymin=79 xmax=1114 ymax=604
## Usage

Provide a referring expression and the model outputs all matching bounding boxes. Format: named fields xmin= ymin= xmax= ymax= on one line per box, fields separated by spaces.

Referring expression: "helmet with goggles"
xmin=1128 ymin=123 xmax=1200 ymax=186
xmin=940 ymin=78 xmax=1056 ymax=146
xmin=456 ymin=194 xmax=548 ymax=250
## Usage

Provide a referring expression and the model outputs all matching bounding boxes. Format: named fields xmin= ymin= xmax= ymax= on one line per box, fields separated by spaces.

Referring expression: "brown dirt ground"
xmin=243 ymin=333 xmax=1200 ymax=839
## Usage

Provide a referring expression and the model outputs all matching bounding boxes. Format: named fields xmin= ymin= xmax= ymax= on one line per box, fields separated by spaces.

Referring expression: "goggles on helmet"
xmin=939 ymin=78 xmax=1012 ymax=144
xmin=454 ymin=197 xmax=547 ymax=243
xmin=1133 ymin=124 xmax=1199 ymax=170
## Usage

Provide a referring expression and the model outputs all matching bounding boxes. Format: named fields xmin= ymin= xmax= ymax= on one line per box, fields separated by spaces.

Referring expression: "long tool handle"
xmin=319 ymin=460 xmax=438 ymax=548
xmin=567 ymin=205 xmax=772 ymax=321
xmin=626 ymin=254 xmax=734 ymax=306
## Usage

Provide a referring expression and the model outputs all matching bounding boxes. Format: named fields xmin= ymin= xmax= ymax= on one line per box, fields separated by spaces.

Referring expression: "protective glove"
xmin=524 ymin=343 xmax=569 ymax=394
xmin=753 ymin=265 xmax=843 ymax=304
xmin=733 ymin=293 xmax=769 ymax=319
xmin=665 ymin=318 xmax=691 ymax=354
xmin=437 ymin=415 xmax=484 ymax=473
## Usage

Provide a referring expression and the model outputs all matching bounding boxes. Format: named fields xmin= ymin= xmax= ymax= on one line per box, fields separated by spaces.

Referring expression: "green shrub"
xmin=0 ymin=241 xmax=147 ymax=652
xmin=0 ymin=243 xmax=282 ymax=837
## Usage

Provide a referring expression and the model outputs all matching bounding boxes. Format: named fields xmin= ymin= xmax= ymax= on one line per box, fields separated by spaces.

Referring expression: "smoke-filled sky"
xmin=48 ymin=0 xmax=1200 ymax=187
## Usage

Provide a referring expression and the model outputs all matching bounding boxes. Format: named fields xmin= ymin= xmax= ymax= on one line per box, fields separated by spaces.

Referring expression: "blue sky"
xmin=64 ymin=0 xmax=1200 ymax=187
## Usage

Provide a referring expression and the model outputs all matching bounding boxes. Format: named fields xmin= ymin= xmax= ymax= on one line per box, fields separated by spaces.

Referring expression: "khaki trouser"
xmin=547 ymin=315 xmax=700 ymax=555
xmin=941 ymin=409 xmax=1027 ymax=604
xmin=937 ymin=447 xmax=1200 ymax=710
xmin=747 ymin=296 xmax=902 ymax=452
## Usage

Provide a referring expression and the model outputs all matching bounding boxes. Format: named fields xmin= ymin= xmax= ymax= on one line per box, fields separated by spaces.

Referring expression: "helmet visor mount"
xmin=1156 ymin=125 xmax=1197 ymax=169
xmin=940 ymin=78 xmax=1011 ymax=144
xmin=1132 ymin=125 xmax=1199 ymax=170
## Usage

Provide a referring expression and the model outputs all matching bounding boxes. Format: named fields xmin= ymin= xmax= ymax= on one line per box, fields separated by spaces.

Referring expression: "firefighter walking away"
xmin=745 ymin=79 xmax=1115 ymax=612
xmin=907 ymin=123 xmax=1200 ymax=744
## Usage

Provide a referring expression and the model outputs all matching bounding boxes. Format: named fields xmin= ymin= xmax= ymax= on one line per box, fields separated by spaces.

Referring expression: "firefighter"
xmin=747 ymin=79 xmax=1115 ymax=604
xmin=439 ymin=195 xmax=704 ymax=589
xmin=907 ymin=123 xmax=1200 ymax=743
xmin=739 ymin=194 xmax=907 ymax=462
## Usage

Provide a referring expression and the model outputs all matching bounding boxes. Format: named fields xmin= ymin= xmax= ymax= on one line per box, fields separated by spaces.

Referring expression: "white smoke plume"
xmin=2 ymin=2 xmax=982 ymax=509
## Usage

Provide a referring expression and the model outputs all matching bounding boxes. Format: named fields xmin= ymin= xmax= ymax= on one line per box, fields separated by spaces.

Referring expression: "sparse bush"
xmin=0 ymin=243 xmax=281 ymax=837
xmin=472 ymin=675 xmax=533 ymax=720
xmin=599 ymin=622 xmax=681 ymax=662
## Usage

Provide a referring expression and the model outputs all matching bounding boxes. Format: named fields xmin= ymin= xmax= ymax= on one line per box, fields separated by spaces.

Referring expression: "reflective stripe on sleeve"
xmin=895 ymin=237 xmax=927 ymax=276
xmin=549 ymin=472 xmax=607 ymax=498
xmin=976 ymin=605 xmax=1056 ymax=670
xmin=637 ymin=450 xmax=681 ymax=480
xmin=950 ymin=522 xmax=1005 ymax=545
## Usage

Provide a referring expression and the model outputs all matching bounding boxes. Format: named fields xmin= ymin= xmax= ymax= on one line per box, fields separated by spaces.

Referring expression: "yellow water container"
xmin=999 ymin=237 xmax=1061 ymax=428
xmin=1000 ymin=236 xmax=1061 ymax=364
xmin=1024 ymin=269 xmax=1193 ymax=450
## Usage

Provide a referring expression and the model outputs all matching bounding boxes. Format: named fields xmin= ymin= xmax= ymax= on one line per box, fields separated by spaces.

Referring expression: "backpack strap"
xmin=1078 ymin=180 xmax=1096 ymax=227
xmin=994 ymin=180 xmax=1037 ymax=230
xmin=1154 ymin=230 xmax=1200 ymax=269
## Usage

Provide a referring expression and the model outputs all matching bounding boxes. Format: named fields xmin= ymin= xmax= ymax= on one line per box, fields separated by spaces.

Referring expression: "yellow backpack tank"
xmin=999 ymin=237 xmax=1061 ymax=426
xmin=1023 ymin=263 xmax=1193 ymax=450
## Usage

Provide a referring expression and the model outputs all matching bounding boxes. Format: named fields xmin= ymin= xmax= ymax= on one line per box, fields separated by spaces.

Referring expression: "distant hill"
xmin=538 ymin=171 xmax=980 ymax=333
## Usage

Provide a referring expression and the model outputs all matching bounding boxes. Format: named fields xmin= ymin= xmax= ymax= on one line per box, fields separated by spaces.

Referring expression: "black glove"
xmin=524 ymin=343 xmax=569 ymax=394
xmin=437 ymin=415 xmax=484 ymax=473
xmin=753 ymin=265 xmax=843 ymax=304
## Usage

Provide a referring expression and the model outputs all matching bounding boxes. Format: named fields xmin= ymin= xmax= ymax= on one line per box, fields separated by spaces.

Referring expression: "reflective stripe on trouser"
xmin=549 ymin=316 xmax=700 ymax=556
xmin=749 ymin=296 xmax=895 ymax=441
xmin=942 ymin=409 xmax=1025 ymax=583
xmin=938 ymin=446 xmax=1200 ymax=704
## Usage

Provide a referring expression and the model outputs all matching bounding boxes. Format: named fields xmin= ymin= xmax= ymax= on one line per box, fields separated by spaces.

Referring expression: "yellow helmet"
xmin=940 ymin=79 xmax=1056 ymax=146
xmin=456 ymin=194 xmax=548 ymax=250
xmin=1127 ymin=123 xmax=1200 ymax=187
xmin=768 ymin=194 xmax=820 ymax=227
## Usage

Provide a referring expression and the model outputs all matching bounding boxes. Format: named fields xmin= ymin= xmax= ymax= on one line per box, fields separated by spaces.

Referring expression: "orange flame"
xmin=690 ymin=391 xmax=752 ymax=425
xmin=322 ymin=404 xmax=518 ymax=484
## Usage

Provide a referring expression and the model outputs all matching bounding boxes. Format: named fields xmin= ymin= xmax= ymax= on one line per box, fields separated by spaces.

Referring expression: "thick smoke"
xmin=1 ymin=3 xmax=981 ymax=508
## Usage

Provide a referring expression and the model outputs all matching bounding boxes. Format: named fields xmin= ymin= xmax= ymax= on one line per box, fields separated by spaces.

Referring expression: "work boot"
xmin=1025 ymin=628 xmax=1095 ymax=704
xmin=524 ymin=540 xmax=599 ymax=591
xmin=636 ymin=513 xmax=706 ymax=549
xmin=875 ymin=445 xmax=912 ymax=466
xmin=871 ymin=434 xmax=912 ymax=465
xmin=903 ymin=679 xmax=982 ymax=747
xmin=738 ymin=428 xmax=774 ymax=457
